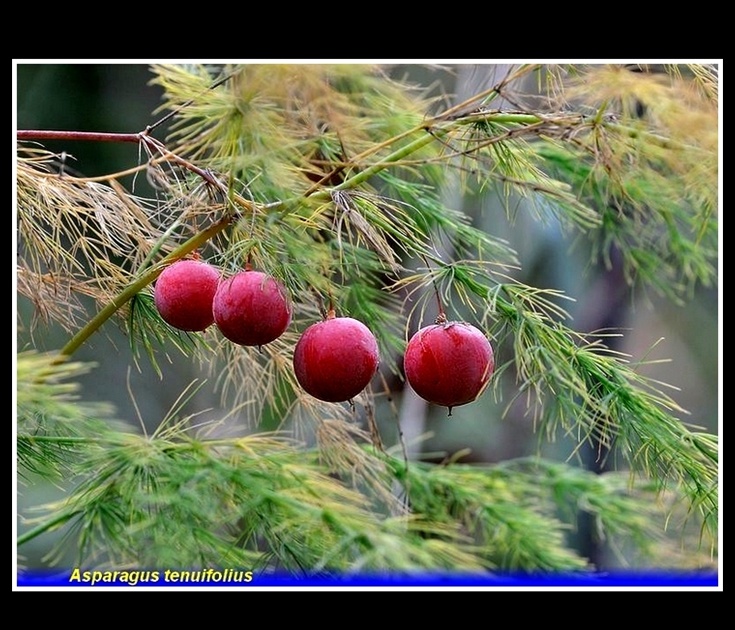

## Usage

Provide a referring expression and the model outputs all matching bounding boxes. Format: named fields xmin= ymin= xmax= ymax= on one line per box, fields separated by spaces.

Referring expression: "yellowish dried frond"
xmin=548 ymin=65 xmax=718 ymax=227
xmin=16 ymin=148 xmax=168 ymax=333
xmin=17 ymin=153 xmax=160 ymax=262
xmin=209 ymin=327 xmax=303 ymax=425
xmin=666 ymin=63 xmax=719 ymax=105
xmin=17 ymin=266 xmax=88 ymax=335
xmin=565 ymin=65 xmax=718 ymax=153
xmin=315 ymin=417 xmax=399 ymax=510
xmin=331 ymin=190 xmax=405 ymax=274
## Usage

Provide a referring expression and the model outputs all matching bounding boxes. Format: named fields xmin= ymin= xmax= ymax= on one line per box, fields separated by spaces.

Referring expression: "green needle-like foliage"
xmin=25 ymin=417 xmax=486 ymax=572
xmin=385 ymin=454 xmax=679 ymax=571
xmin=16 ymin=63 xmax=718 ymax=579
xmin=16 ymin=351 xmax=115 ymax=482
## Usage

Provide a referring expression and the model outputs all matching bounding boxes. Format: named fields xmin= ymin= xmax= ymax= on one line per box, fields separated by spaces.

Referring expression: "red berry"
xmin=293 ymin=314 xmax=380 ymax=403
xmin=404 ymin=321 xmax=494 ymax=414
xmin=154 ymin=259 xmax=221 ymax=332
xmin=212 ymin=269 xmax=292 ymax=347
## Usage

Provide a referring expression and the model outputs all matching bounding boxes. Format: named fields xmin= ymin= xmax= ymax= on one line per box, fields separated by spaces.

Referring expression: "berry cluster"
xmin=154 ymin=259 xmax=494 ymax=410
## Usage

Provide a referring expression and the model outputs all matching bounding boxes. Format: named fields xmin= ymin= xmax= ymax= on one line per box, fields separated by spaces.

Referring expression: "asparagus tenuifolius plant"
xmin=16 ymin=63 xmax=718 ymax=575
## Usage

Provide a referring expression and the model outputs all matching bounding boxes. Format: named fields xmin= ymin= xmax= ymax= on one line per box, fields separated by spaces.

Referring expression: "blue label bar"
xmin=15 ymin=569 xmax=720 ymax=588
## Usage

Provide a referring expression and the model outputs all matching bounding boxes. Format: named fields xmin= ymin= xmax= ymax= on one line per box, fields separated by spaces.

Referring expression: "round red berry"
xmin=212 ymin=269 xmax=292 ymax=347
xmin=404 ymin=321 xmax=494 ymax=413
xmin=154 ymin=259 xmax=221 ymax=332
xmin=293 ymin=314 xmax=380 ymax=403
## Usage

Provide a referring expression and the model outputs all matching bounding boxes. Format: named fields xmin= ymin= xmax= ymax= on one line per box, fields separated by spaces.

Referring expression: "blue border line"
xmin=16 ymin=569 xmax=720 ymax=588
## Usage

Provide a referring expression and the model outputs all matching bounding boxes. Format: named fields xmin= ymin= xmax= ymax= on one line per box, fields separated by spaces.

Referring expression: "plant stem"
xmin=309 ymin=112 xmax=547 ymax=199
xmin=17 ymin=510 xmax=80 ymax=547
xmin=17 ymin=130 xmax=143 ymax=144
xmin=333 ymin=132 xmax=438 ymax=192
xmin=19 ymin=436 xmax=102 ymax=444
xmin=57 ymin=218 xmax=231 ymax=360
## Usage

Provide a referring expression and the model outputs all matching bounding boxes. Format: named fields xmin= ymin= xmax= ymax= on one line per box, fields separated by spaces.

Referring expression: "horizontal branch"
xmin=18 ymin=128 xmax=234 ymax=195
xmin=17 ymin=129 xmax=145 ymax=144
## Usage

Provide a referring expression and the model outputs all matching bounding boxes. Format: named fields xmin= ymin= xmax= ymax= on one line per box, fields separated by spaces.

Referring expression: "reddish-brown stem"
xmin=18 ymin=128 xmax=224 ymax=191
xmin=17 ymin=129 xmax=145 ymax=144
xmin=156 ymin=149 xmax=221 ymax=188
